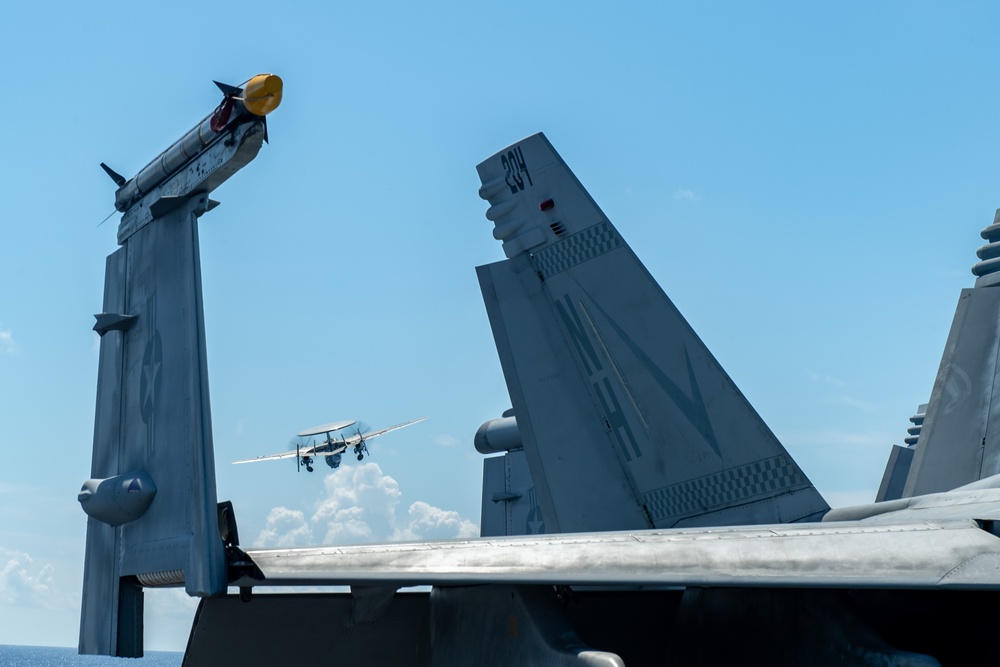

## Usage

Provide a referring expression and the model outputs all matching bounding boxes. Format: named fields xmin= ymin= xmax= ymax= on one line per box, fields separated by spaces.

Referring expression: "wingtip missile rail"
xmin=104 ymin=73 xmax=283 ymax=243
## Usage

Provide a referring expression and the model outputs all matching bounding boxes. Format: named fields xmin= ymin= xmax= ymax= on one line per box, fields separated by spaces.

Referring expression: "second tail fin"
xmin=476 ymin=134 xmax=829 ymax=533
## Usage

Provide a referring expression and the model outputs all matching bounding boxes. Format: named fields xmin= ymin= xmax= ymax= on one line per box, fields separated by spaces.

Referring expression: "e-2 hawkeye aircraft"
xmin=78 ymin=75 xmax=1000 ymax=666
xmin=232 ymin=417 xmax=427 ymax=472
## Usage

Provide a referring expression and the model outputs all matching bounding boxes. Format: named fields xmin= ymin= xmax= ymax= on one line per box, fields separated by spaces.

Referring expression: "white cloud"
xmin=672 ymin=189 xmax=700 ymax=203
xmin=0 ymin=324 xmax=17 ymax=354
xmin=392 ymin=501 xmax=478 ymax=542
xmin=433 ymin=433 xmax=460 ymax=448
xmin=807 ymin=371 xmax=847 ymax=387
xmin=256 ymin=507 xmax=312 ymax=548
xmin=254 ymin=462 xmax=478 ymax=548
xmin=0 ymin=547 xmax=62 ymax=608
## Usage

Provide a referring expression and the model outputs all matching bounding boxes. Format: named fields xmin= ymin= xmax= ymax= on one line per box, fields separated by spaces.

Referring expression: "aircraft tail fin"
xmin=902 ymin=211 xmax=1000 ymax=496
xmin=475 ymin=134 xmax=829 ymax=533
xmin=79 ymin=195 xmax=227 ymax=656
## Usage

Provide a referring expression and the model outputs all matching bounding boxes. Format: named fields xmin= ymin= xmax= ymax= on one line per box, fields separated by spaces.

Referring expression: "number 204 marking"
xmin=501 ymin=146 xmax=533 ymax=194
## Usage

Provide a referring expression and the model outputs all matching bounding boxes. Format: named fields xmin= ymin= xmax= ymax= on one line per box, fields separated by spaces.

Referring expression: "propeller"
xmin=296 ymin=442 xmax=301 ymax=473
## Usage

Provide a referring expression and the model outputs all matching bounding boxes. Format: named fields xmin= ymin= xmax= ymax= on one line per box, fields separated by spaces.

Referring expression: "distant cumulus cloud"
xmin=672 ymin=189 xmax=700 ymax=203
xmin=254 ymin=462 xmax=478 ymax=548
xmin=0 ymin=324 xmax=17 ymax=354
xmin=433 ymin=434 xmax=460 ymax=448
xmin=256 ymin=507 xmax=311 ymax=548
xmin=392 ymin=501 xmax=478 ymax=542
xmin=808 ymin=371 xmax=847 ymax=387
xmin=0 ymin=548 xmax=60 ymax=608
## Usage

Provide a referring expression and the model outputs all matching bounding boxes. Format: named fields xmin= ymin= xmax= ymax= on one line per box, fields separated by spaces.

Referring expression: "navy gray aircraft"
xmin=80 ymin=100 xmax=1000 ymax=665
xmin=232 ymin=417 xmax=428 ymax=471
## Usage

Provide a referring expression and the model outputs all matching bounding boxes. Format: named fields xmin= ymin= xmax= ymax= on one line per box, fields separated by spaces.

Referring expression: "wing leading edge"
xmin=232 ymin=418 xmax=426 ymax=465
xmin=241 ymin=519 xmax=1000 ymax=589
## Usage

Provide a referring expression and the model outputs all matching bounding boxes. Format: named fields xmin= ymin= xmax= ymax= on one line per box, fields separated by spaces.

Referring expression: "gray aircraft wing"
xmin=241 ymin=518 xmax=1000 ymax=589
xmin=232 ymin=444 xmax=348 ymax=465
xmin=229 ymin=418 xmax=423 ymax=465
xmin=358 ymin=417 xmax=428 ymax=441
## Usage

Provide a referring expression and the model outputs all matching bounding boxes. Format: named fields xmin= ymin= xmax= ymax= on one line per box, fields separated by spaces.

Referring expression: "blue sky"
xmin=3 ymin=0 xmax=1000 ymax=652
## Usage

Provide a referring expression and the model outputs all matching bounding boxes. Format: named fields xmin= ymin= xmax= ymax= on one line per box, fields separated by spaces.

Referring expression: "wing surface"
xmin=361 ymin=417 xmax=428 ymax=440
xmin=242 ymin=520 xmax=1000 ymax=589
xmin=232 ymin=443 xmax=349 ymax=464
xmin=232 ymin=450 xmax=300 ymax=464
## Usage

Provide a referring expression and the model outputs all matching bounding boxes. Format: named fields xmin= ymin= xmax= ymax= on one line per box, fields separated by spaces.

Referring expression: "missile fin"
xmin=99 ymin=163 xmax=127 ymax=187
xmin=213 ymin=80 xmax=243 ymax=97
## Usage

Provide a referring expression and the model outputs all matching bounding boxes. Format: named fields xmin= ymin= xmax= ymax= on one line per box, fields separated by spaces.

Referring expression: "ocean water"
xmin=0 ymin=646 xmax=182 ymax=667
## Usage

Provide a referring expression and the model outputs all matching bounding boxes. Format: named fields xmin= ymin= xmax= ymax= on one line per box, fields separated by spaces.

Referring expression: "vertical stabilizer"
xmin=903 ymin=211 xmax=1000 ymax=496
xmin=79 ymin=195 xmax=225 ymax=656
xmin=476 ymin=134 xmax=829 ymax=533
xmin=80 ymin=80 xmax=276 ymax=656
xmin=875 ymin=405 xmax=924 ymax=502
xmin=478 ymin=414 xmax=548 ymax=537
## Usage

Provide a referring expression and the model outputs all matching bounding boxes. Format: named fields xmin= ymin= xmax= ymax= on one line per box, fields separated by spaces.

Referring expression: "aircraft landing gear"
xmin=357 ymin=453 xmax=364 ymax=461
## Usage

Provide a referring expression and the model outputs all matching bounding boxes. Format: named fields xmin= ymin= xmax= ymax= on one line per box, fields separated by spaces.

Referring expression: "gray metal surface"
xmin=80 ymin=195 xmax=227 ymax=657
xmin=241 ymin=518 xmax=1000 ymax=590
xmin=476 ymin=133 xmax=829 ymax=532
xmin=80 ymin=78 xmax=278 ymax=657
xmin=79 ymin=249 xmax=128 ymax=655
xmin=876 ymin=445 xmax=915 ymax=502
xmin=480 ymin=448 xmax=544 ymax=537
xmin=904 ymin=286 xmax=1000 ymax=496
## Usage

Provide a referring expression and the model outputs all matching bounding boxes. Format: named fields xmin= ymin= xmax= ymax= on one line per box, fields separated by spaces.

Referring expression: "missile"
xmin=103 ymin=74 xmax=282 ymax=241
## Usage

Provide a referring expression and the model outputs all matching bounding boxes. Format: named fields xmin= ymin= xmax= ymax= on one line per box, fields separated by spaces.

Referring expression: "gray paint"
xmin=904 ymin=287 xmax=1000 ymax=496
xmin=81 ymin=195 xmax=227 ymax=657
xmin=876 ymin=445 xmax=915 ymax=502
xmin=476 ymin=133 xmax=828 ymax=531
xmin=480 ymin=448 xmax=544 ymax=537
xmin=240 ymin=517 xmax=1000 ymax=590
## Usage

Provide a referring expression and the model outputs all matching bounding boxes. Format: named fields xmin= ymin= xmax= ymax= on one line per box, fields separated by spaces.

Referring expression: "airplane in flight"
xmin=76 ymin=76 xmax=1000 ymax=666
xmin=231 ymin=417 xmax=427 ymax=472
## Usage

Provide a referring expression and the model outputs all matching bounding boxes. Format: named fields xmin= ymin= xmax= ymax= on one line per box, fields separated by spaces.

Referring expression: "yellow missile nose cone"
xmin=243 ymin=73 xmax=283 ymax=116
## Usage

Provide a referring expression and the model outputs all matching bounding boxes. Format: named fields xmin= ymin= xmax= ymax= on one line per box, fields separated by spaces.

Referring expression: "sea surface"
xmin=0 ymin=646 xmax=182 ymax=667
